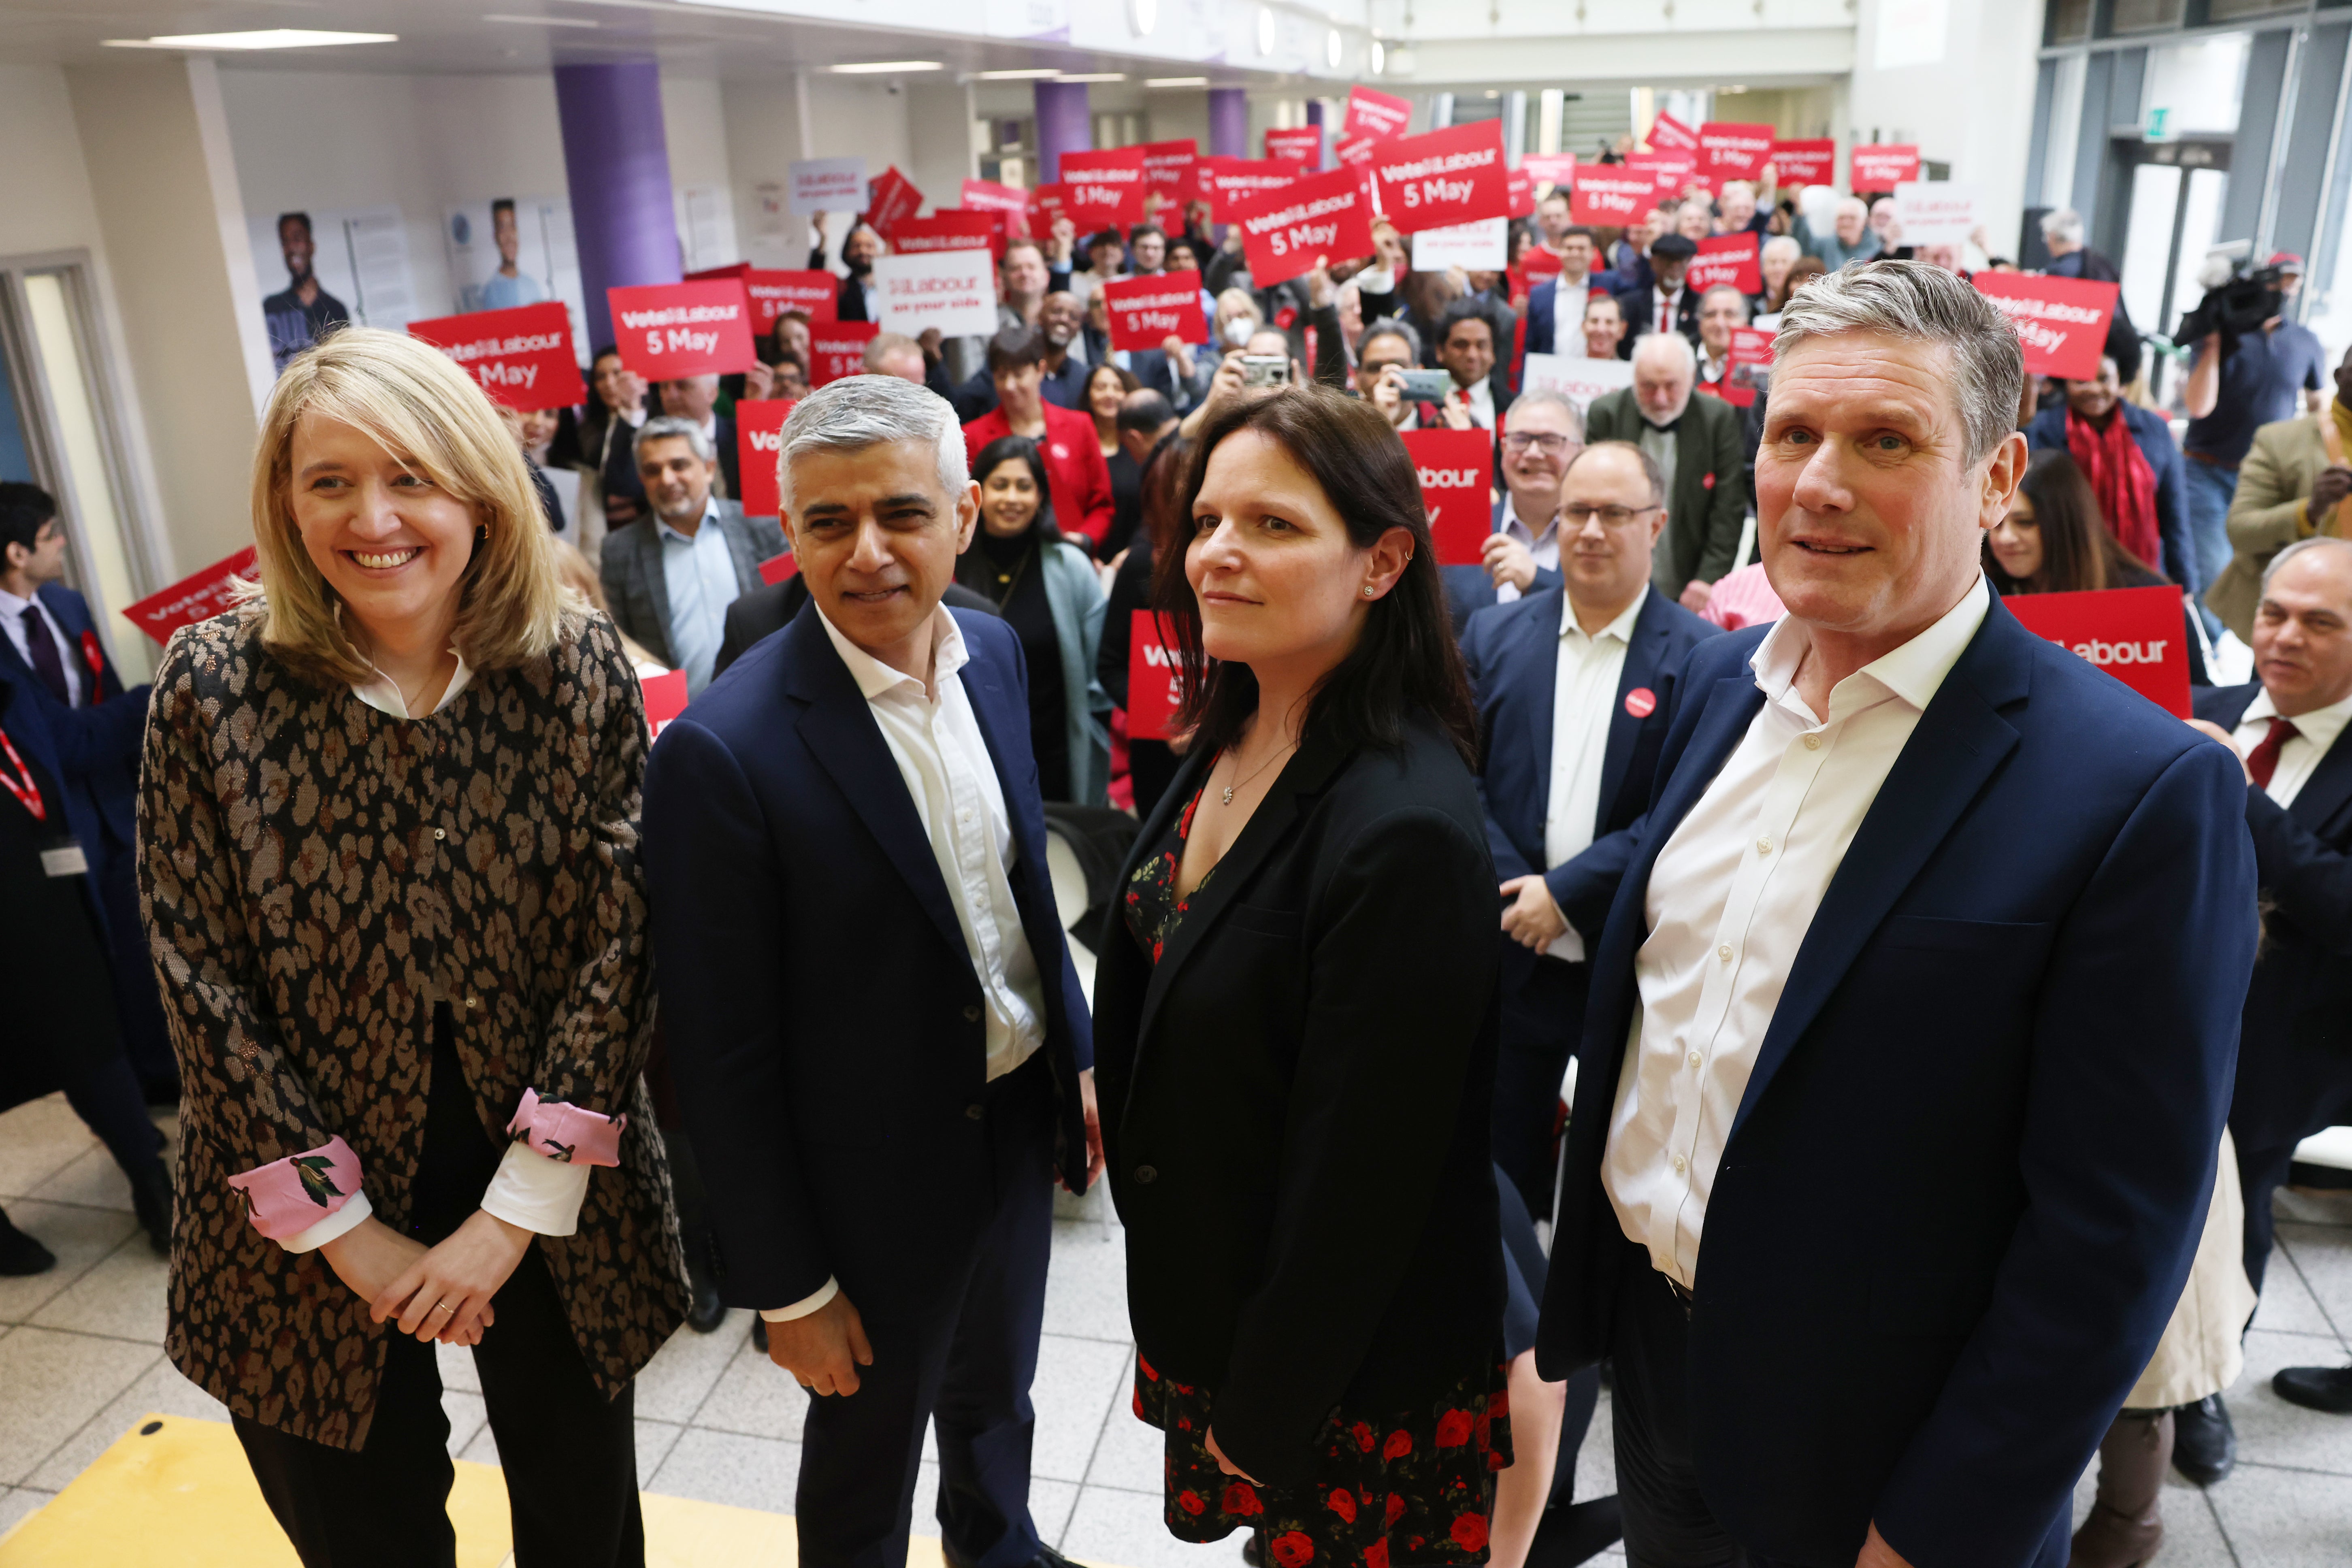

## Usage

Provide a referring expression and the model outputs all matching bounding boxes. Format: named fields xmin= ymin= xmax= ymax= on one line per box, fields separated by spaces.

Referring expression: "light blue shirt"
xmin=481 ymin=270 xmax=546 ymax=310
xmin=659 ymin=497 xmax=739 ymax=694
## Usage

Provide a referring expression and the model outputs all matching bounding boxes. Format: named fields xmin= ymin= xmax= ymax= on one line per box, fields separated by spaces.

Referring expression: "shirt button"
xmin=1686 ymin=1050 xmax=1702 ymax=1069
xmin=1134 ymin=1165 xmax=1158 ymax=1185
xmin=966 ymin=1104 xmax=984 ymax=1121
xmin=963 ymin=1003 xmax=982 ymax=1023
xmin=1802 ymin=733 xmax=1822 ymax=750
xmin=1757 ymin=837 xmax=1773 ymax=855
xmin=1672 ymin=1154 xmax=1687 ymax=1174
xmin=434 ymin=827 xmax=446 ymax=840
xmin=1717 ymin=944 xmax=1733 ymax=962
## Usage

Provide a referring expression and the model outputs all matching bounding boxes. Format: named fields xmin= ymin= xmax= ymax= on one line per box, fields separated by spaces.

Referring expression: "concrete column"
xmin=1208 ymin=87 xmax=1249 ymax=159
xmin=1034 ymin=80 xmax=1090 ymax=185
xmin=554 ymin=60 xmax=678 ymax=352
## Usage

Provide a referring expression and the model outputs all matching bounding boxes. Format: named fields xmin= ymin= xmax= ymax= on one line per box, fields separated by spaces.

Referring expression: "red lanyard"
xmin=0 ymin=727 xmax=46 ymax=823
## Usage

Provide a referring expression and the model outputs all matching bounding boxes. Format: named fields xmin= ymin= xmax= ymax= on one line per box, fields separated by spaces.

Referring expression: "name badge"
xmin=40 ymin=840 xmax=89 ymax=878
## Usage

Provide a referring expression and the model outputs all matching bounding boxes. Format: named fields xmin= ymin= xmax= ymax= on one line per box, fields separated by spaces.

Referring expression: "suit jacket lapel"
xmin=637 ymin=527 xmax=674 ymax=667
xmin=2289 ymin=722 xmax=2352 ymax=831
xmin=1596 ymin=588 xmax=1668 ymax=827
xmin=1514 ymin=589 xmax=1561 ymax=848
xmin=1728 ymin=605 xmax=2030 ymax=1142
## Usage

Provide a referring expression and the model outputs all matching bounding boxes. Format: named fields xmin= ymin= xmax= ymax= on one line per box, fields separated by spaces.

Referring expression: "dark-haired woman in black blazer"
xmin=1092 ymin=383 xmax=1510 ymax=1568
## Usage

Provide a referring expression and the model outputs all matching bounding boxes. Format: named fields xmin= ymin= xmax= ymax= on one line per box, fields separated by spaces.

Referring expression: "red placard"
xmin=688 ymin=266 xmax=839 ymax=328
xmin=1647 ymin=113 xmax=1701 ymax=153
xmin=1102 ymin=271 xmax=1207 ymax=352
xmin=1507 ymin=169 xmax=1536 ymax=219
xmin=2004 ymin=586 xmax=2191 ymax=716
xmin=1059 ymin=147 xmax=1149 ymax=233
xmin=1570 ymin=171 xmax=1655 ymax=226
xmin=609 ymin=279 xmax=757 ymax=380
xmin=1336 ymin=135 xmax=1379 ymax=174
xmin=886 ymin=212 xmax=999 ymax=258
xmin=1199 ymin=157 xmax=1296 ymax=222
xmin=1522 ymin=153 xmax=1577 ymax=191
xmin=1769 ymin=138 xmax=1836 ymax=186
xmin=1030 ymin=183 xmax=1070 ymax=230
xmin=808 ymin=320 xmax=879 ymax=388
xmin=1628 ymin=151 xmax=1698 ymax=199
xmin=1519 ymin=247 xmax=1564 ymax=280
xmin=1851 ymin=144 xmax=1920 ymax=192
xmin=407 ymin=301 xmax=584 ymax=412
xmin=1690 ymin=234 xmax=1763 ymax=294
xmin=1370 ymin=121 xmax=1509 ymax=235
xmin=1140 ymin=138 xmax=1200 ymax=205
xmin=1971 ymin=272 xmax=2122 ymax=381
xmin=1719 ymin=326 xmax=1773 ymax=407
xmin=1127 ymin=611 xmax=1182 ymax=740
xmin=865 ymin=166 xmax=922 ymax=234
xmin=1229 ymin=166 xmax=1376 ymax=289
xmin=757 ymin=551 xmax=799 ymax=586
xmin=1400 ymin=428 xmax=1495 ymax=566
xmin=960 ymin=179 xmax=1029 ymax=217
xmin=123 ymin=546 xmax=257 ymax=645
xmin=1696 ymin=122 xmax=1775 ymax=190
xmin=734 ymin=398 xmax=795 ymax=517
xmin=1265 ymin=127 xmax=1321 ymax=166
xmin=1344 ymin=85 xmax=1413 ymax=143
xmin=641 ymin=669 xmax=689 ymax=741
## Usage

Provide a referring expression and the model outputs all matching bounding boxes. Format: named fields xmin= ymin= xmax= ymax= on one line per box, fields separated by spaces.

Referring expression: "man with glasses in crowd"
xmin=1441 ymin=390 xmax=1583 ymax=633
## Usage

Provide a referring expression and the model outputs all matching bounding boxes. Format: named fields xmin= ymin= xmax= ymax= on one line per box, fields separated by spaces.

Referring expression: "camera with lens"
xmin=2174 ymin=248 xmax=2286 ymax=348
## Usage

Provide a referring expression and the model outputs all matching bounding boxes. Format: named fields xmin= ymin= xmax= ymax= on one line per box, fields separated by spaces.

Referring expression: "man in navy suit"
xmin=1536 ymin=262 xmax=2257 ymax=1566
xmin=0 ymin=484 xmax=173 ymax=1101
xmin=643 ymin=374 xmax=1101 ymax=1568
xmin=1462 ymin=440 xmax=1715 ymax=1216
xmin=2187 ymin=536 xmax=2352 ymax=1426
xmin=1442 ymin=390 xmax=1583 ymax=637
xmin=1523 ymin=226 xmax=1626 ymax=358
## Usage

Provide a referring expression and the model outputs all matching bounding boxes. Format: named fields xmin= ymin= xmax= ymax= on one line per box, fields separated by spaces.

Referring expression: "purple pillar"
xmin=1306 ymin=98 xmax=1330 ymax=170
xmin=555 ymin=60 xmax=679 ymax=353
xmin=1208 ymin=87 xmax=1249 ymax=160
xmin=1034 ymin=81 xmax=1091 ymax=185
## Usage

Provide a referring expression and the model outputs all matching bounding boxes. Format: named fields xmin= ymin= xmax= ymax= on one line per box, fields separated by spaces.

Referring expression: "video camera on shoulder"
xmin=2174 ymin=242 xmax=2285 ymax=348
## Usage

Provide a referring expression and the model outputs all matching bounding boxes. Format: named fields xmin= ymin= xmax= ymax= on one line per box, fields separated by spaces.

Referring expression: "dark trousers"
xmin=232 ymin=1008 xmax=643 ymax=1567
xmin=797 ymin=1055 xmax=1056 ymax=1568
xmin=1610 ymin=1240 xmax=1748 ymax=1568
xmin=63 ymin=1050 xmax=163 ymax=1182
xmin=1494 ymin=954 xmax=1589 ymax=1219
xmin=97 ymin=838 xmax=176 ymax=1093
xmin=2236 ymin=1134 xmax=2301 ymax=1300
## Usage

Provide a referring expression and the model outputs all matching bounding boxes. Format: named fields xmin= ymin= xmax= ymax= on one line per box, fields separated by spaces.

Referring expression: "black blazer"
xmin=1092 ymin=715 xmax=1504 ymax=1489
xmin=2195 ymin=681 xmax=2352 ymax=1150
xmin=641 ymin=605 xmax=1094 ymax=1318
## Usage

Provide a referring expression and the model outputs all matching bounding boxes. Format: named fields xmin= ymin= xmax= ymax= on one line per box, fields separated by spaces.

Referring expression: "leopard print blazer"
xmin=139 ymin=603 xmax=688 ymax=1449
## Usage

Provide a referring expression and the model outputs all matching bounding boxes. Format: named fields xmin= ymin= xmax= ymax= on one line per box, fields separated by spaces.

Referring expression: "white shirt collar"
xmin=814 ymin=601 xmax=968 ymax=702
xmin=1561 ymin=589 xmax=1647 ymax=645
xmin=656 ymin=495 xmax=721 ymax=548
xmin=1501 ymin=492 xmax=1557 ymax=548
xmin=2244 ymin=683 xmax=2352 ymax=756
xmin=0 ymin=584 xmax=43 ymax=622
xmin=335 ymin=601 xmax=474 ymax=719
xmin=1750 ymin=575 xmax=1990 ymax=723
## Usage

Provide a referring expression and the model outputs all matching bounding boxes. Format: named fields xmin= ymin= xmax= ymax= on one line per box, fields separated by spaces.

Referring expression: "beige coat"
xmin=2205 ymin=411 xmax=2348 ymax=639
xmin=2126 ymin=1129 xmax=2256 ymax=1410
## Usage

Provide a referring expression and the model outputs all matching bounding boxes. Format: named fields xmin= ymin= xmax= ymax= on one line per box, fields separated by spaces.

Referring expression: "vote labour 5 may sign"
xmin=609 ymin=280 xmax=756 ymax=380
xmin=686 ymin=264 xmax=838 ymax=328
xmin=733 ymin=399 xmax=796 ymax=518
xmin=1571 ymin=171 xmax=1655 ymax=226
xmin=1971 ymin=272 xmax=2121 ymax=382
xmin=1128 ymin=611 xmax=1183 ymax=741
xmin=1102 ymin=271 xmax=1207 ymax=352
xmin=2005 ymin=586 xmax=2191 ymax=716
xmin=1058 ymin=148 xmax=1149 ymax=231
xmin=1401 ymin=428 xmax=1495 ymax=567
xmin=124 ymin=546 xmax=257 ymax=645
xmin=1344 ymin=85 xmax=1413 ymax=143
xmin=408 ymin=302 xmax=584 ymax=411
xmin=1695 ymin=123 xmax=1774 ymax=188
xmin=1229 ymin=166 xmax=1375 ymax=288
xmin=1370 ymin=121 xmax=1508 ymax=235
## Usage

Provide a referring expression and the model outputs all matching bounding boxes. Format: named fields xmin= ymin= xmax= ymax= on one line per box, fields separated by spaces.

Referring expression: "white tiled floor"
xmin=5 ymin=1089 xmax=2352 ymax=1564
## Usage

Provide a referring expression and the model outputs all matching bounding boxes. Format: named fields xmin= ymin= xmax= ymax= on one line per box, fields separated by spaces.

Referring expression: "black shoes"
xmin=2273 ymin=1362 xmax=2352 ymax=1414
xmin=0 ymin=1208 xmax=55 ymax=1276
xmin=752 ymin=1314 xmax=768 ymax=1354
xmin=685 ymin=1264 xmax=727 ymax=1334
xmin=130 ymin=1163 xmax=174 ymax=1257
xmin=946 ymin=1544 xmax=1091 ymax=1568
xmin=2170 ymin=1393 xmax=2235 ymax=1486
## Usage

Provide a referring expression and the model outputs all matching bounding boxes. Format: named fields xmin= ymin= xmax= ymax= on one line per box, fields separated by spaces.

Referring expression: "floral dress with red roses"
xmin=1121 ymin=782 xmax=1513 ymax=1568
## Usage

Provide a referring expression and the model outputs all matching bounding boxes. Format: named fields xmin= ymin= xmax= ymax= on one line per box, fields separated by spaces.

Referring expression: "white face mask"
xmin=1223 ymin=317 xmax=1255 ymax=347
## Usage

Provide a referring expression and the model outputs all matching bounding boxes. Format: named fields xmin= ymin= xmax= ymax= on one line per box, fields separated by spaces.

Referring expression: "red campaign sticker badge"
xmin=886 ymin=212 xmax=999 ymax=257
xmin=1058 ymin=147 xmax=1150 ymax=232
xmin=1229 ymin=166 xmax=1375 ymax=290
xmin=1265 ymin=127 xmax=1321 ymax=166
xmin=1850 ymin=144 xmax=1920 ymax=192
xmin=1647 ymin=113 xmax=1701 ymax=153
xmin=2004 ymin=586 xmax=2191 ymax=716
xmin=123 ymin=546 xmax=258 ymax=645
xmin=1102 ymin=270 xmax=1208 ymax=353
xmin=734 ymin=399 xmax=796 ymax=518
xmin=1689 ymin=234 xmax=1763 ymax=294
xmin=1344 ymin=85 xmax=1413 ymax=143
xmin=865 ymin=166 xmax=923 ymax=235
xmin=756 ymin=551 xmax=799 ymax=587
xmin=1127 ymin=611 xmax=1183 ymax=741
xmin=1971 ymin=272 xmax=2120 ymax=382
xmin=1695 ymin=122 xmax=1775 ymax=189
xmin=79 ymin=628 xmax=104 ymax=679
xmin=1370 ymin=120 xmax=1509 ymax=235
xmin=641 ymin=669 xmax=689 ymax=742
xmin=1199 ymin=157 xmax=1296 ymax=223
xmin=1140 ymin=139 xmax=1200 ymax=205
xmin=688 ymin=265 xmax=838 ymax=328
xmin=1623 ymin=686 xmax=1657 ymax=719
xmin=1768 ymin=138 xmax=1836 ymax=186
xmin=1570 ymin=172 xmax=1655 ymax=226
xmin=407 ymin=301 xmax=586 ymax=412
xmin=1400 ymin=428 xmax=1495 ymax=567
xmin=807 ymin=321 xmax=879 ymax=388
xmin=608 ymin=280 xmax=758 ymax=380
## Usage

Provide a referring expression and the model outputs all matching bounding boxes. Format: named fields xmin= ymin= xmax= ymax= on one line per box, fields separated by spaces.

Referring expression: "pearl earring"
xmin=1362 ymin=586 xmax=1375 ymax=597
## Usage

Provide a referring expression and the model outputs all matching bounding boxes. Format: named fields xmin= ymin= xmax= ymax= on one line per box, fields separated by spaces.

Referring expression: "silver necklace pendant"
xmin=1221 ymin=785 xmax=1236 ymax=805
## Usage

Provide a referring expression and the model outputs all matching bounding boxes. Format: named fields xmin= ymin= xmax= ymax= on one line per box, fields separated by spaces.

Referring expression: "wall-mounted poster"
xmin=443 ymin=197 xmax=590 ymax=362
xmin=245 ymin=205 xmax=419 ymax=373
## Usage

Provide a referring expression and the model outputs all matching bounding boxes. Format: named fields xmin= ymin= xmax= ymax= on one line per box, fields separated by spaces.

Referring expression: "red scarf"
xmin=2065 ymin=405 xmax=2161 ymax=570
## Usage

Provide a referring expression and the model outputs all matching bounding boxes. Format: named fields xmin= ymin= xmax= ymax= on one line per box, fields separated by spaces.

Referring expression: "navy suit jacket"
xmin=2021 ymin=403 xmax=2192 ymax=590
xmin=2194 ymin=681 xmax=2352 ymax=1149
xmin=1460 ymin=584 xmax=1716 ymax=945
xmin=1523 ymin=269 xmax=1627 ymax=358
xmin=0 ymin=584 xmax=145 ymax=853
xmin=641 ymin=604 xmax=1095 ymax=1318
xmin=1440 ymin=497 xmax=1566 ymax=637
xmin=1536 ymin=595 xmax=2256 ymax=1567
xmin=0 ymin=669 xmax=113 ymax=898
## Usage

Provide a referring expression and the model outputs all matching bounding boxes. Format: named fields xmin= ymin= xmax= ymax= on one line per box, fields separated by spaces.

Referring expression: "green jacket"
xmin=1582 ymin=387 xmax=1751 ymax=598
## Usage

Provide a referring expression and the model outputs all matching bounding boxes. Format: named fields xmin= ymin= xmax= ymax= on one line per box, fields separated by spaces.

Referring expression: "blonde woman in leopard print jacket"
xmin=138 ymin=328 xmax=686 ymax=1566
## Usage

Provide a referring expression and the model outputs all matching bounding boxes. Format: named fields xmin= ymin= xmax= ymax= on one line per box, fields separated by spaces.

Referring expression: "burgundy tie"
xmin=20 ymin=606 xmax=68 ymax=707
xmin=2245 ymin=716 xmax=2299 ymax=791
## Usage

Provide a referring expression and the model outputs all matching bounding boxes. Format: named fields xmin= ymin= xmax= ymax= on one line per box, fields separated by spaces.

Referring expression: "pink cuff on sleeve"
xmin=506 ymin=1088 xmax=627 ymax=1167
xmin=226 ymin=1136 xmax=364 ymax=1240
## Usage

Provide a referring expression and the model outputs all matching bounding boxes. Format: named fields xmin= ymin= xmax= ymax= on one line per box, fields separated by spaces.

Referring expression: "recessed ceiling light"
xmin=104 ymin=28 xmax=398 ymax=49
xmin=1129 ymin=0 xmax=1159 ymax=36
xmin=1325 ymin=28 xmax=1342 ymax=69
xmin=484 ymin=12 xmax=600 ymax=26
xmin=829 ymin=60 xmax=943 ymax=74
xmin=1055 ymin=72 xmax=1127 ymax=82
xmin=1257 ymin=6 xmax=1275 ymax=55
xmin=1370 ymin=40 xmax=1385 ymax=74
xmin=976 ymin=68 xmax=1062 ymax=79
xmin=1147 ymin=76 xmax=1210 ymax=87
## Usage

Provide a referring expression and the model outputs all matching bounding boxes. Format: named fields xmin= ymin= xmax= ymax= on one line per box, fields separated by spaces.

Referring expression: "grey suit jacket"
xmin=599 ymin=499 xmax=785 ymax=670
